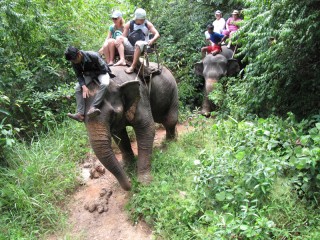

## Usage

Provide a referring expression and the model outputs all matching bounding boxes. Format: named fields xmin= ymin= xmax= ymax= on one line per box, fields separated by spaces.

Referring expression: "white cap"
xmin=215 ymin=10 xmax=222 ymax=15
xmin=134 ymin=8 xmax=146 ymax=20
xmin=111 ymin=10 xmax=122 ymax=18
xmin=232 ymin=10 xmax=239 ymax=15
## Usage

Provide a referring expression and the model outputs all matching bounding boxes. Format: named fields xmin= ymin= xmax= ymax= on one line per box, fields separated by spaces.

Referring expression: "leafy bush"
xmin=230 ymin=0 xmax=320 ymax=119
xmin=10 ymin=84 xmax=76 ymax=138
xmin=194 ymin=114 xmax=319 ymax=238
xmin=0 ymin=0 xmax=121 ymax=139
xmin=128 ymin=114 xmax=320 ymax=239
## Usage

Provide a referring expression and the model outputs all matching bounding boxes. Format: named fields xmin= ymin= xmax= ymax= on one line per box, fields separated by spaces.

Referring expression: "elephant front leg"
xmin=134 ymin=122 xmax=155 ymax=185
xmin=112 ymin=128 xmax=135 ymax=168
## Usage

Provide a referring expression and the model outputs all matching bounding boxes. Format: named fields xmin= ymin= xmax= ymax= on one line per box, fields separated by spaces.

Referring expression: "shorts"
xmin=123 ymin=37 xmax=149 ymax=52
xmin=207 ymin=45 xmax=222 ymax=53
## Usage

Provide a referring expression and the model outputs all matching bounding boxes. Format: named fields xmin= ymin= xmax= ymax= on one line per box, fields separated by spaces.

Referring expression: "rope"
xmin=134 ymin=50 xmax=145 ymax=81
xmin=232 ymin=44 xmax=238 ymax=59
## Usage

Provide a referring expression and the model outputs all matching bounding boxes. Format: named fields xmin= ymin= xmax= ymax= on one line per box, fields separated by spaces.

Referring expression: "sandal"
xmin=114 ymin=61 xmax=126 ymax=66
xmin=124 ymin=67 xmax=135 ymax=74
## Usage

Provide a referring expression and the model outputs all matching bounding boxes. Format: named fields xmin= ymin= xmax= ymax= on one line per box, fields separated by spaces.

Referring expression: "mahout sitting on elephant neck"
xmin=81 ymin=63 xmax=178 ymax=190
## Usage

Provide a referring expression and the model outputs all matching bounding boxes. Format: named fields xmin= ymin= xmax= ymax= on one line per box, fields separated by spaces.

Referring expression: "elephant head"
xmin=84 ymin=78 xmax=140 ymax=191
xmin=194 ymin=46 xmax=240 ymax=115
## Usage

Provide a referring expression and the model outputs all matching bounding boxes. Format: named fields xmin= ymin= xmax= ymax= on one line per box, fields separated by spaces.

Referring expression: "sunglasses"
xmin=112 ymin=17 xmax=118 ymax=20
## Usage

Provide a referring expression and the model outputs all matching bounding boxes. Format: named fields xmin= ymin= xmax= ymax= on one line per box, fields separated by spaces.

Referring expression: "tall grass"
xmin=0 ymin=120 xmax=89 ymax=239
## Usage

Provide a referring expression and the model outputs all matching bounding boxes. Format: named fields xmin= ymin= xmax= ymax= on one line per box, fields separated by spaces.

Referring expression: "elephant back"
xmin=220 ymin=46 xmax=233 ymax=59
xmin=149 ymin=64 xmax=178 ymax=123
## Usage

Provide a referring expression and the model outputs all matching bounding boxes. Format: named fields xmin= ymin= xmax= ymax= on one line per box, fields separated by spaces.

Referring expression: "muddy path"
xmin=48 ymin=123 xmax=192 ymax=240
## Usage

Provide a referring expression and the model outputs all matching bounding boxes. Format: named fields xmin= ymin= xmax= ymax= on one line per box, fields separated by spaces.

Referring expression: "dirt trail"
xmin=48 ymin=123 xmax=192 ymax=240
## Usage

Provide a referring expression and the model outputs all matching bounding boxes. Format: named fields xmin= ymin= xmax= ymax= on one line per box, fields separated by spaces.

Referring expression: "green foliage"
xmin=0 ymin=92 xmax=20 ymax=163
xmin=0 ymin=121 xmax=89 ymax=239
xmin=138 ymin=0 xmax=319 ymax=120
xmin=226 ymin=0 xmax=320 ymax=119
xmin=136 ymin=0 xmax=245 ymax=109
xmin=0 ymin=0 xmax=123 ymax=141
xmin=128 ymin=114 xmax=320 ymax=239
xmin=11 ymin=84 xmax=76 ymax=137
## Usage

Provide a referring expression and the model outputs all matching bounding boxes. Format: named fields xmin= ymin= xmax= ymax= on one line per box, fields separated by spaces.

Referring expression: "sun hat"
xmin=232 ymin=10 xmax=239 ymax=15
xmin=111 ymin=10 xmax=122 ymax=18
xmin=134 ymin=8 xmax=146 ymax=20
xmin=215 ymin=10 xmax=222 ymax=15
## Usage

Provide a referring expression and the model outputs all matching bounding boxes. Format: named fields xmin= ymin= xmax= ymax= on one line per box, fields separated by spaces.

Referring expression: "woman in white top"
xmin=212 ymin=10 xmax=226 ymax=34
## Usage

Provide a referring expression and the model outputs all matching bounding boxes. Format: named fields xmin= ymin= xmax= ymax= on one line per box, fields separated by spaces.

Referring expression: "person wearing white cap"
xmin=204 ymin=10 xmax=226 ymax=46
xmin=222 ymin=10 xmax=242 ymax=48
xmin=114 ymin=8 xmax=160 ymax=74
xmin=212 ymin=10 xmax=226 ymax=34
xmin=98 ymin=10 xmax=125 ymax=66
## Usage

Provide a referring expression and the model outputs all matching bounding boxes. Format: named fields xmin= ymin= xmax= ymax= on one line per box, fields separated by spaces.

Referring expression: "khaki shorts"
xmin=123 ymin=37 xmax=149 ymax=52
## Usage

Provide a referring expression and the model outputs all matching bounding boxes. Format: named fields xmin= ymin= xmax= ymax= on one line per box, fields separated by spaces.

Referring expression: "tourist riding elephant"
xmin=83 ymin=63 xmax=178 ymax=191
xmin=194 ymin=46 xmax=240 ymax=115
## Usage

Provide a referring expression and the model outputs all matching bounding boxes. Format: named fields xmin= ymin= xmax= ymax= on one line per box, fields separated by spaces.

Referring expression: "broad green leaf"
xmin=215 ymin=192 xmax=226 ymax=202
xmin=235 ymin=151 xmax=245 ymax=160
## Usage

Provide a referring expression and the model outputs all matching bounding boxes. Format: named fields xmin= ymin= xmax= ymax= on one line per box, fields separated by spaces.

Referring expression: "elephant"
xmin=194 ymin=46 xmax=240 ymax=115
xmin=83 ymin=63 xmax=178 ymax=191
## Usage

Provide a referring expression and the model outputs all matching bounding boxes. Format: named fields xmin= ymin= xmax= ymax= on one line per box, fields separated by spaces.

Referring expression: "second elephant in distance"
xmin=195 ymin=46 xmax=240 ymax=116
xmin=83 ymin=63 xmax=178 ymax=191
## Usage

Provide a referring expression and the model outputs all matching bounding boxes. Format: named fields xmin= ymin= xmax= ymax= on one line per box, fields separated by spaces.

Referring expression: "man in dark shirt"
xmin=64 ymin=46 xmax=114 ymax=122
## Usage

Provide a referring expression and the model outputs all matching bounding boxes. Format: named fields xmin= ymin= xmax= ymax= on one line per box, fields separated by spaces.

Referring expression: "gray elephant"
xmin=195 ymin=46 xmax=240 ymax=115
xmin=83 ymin=63 xmax=178 ymax=191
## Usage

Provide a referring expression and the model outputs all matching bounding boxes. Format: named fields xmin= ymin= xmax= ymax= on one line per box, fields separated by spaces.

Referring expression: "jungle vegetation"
xmin=0 ymin=0 xmax=319 ymax=239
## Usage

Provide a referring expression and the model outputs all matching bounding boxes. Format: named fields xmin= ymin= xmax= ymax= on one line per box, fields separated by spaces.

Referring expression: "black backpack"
xmin=127 ymin=20 xmax=149 ymax=46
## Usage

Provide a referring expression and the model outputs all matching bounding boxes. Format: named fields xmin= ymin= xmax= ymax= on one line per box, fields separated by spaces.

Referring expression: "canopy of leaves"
xmin=234 ymin=0 xmax=320 ymax=119
xmin=0 ymin=0 xmax=130 ymax=138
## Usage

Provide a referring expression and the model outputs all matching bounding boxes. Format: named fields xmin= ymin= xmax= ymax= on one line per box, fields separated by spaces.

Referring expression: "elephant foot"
xmin=165 ymin=129 xmax=177 ymax=141
xmin=200 ymin=110 xmax=211 ymax=118
xmin=137 ymin=172 xmax=153 ymax=186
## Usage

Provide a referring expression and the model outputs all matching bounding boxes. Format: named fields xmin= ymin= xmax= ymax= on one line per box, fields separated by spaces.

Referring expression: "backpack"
xmin=127 ymin=20 xmax=149 ymax=46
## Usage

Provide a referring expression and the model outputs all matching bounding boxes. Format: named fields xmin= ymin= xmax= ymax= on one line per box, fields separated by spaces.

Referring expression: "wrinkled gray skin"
xmin=195 ymin=46 xmax=240 ymax=114
xmin=84 ymin=63 xmax=178 ymax=191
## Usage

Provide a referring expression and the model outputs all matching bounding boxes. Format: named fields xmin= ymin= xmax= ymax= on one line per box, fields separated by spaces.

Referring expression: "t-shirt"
xmin=209 ymin=32 xmax=224 ymax=44
xmin=109 ymin=25 xmax=123 ymax=39
xmin=212 ymin=18 xmax=226 ymax=34
xmin=226 ymin=17 xmax=242 ymax=32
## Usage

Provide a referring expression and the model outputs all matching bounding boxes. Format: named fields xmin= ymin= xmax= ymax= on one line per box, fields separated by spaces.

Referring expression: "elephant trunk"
xmin=86 ymin=122 xmax=131 ymax=191
xmin=202 ymin=78 xmax=218 ymax=114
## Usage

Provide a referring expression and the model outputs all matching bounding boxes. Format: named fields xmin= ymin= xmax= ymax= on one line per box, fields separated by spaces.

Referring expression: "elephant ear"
xmin=194 ymin=61 xmax=204 ymax=76
xmin=119 ymin=80 xmax=141 ymax=112
xmin=227 ymin=59 xmax=240 ymax=77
